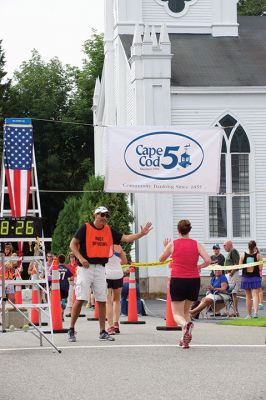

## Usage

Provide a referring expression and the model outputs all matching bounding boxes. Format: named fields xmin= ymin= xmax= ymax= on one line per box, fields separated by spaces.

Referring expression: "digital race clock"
xmin=0 ymin=217 xmax=42 ymax=238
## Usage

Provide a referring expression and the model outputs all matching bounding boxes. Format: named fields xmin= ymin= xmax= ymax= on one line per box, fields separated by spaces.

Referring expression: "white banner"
xmin=104 ymin=126 xmax=223 ymax=194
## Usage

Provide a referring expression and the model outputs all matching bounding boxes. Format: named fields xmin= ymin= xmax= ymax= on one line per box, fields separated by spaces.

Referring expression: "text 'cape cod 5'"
xmin=104 ymin=126 xmax=223 ymax=194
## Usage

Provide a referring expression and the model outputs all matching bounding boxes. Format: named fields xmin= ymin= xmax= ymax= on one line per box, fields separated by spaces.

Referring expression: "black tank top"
xmin=242 ymin=252 xmax=260 ymax=277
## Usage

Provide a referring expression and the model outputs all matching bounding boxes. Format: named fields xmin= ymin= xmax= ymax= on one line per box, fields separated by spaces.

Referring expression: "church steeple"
xmin=112 ymin=0 xmax=238 ymax=37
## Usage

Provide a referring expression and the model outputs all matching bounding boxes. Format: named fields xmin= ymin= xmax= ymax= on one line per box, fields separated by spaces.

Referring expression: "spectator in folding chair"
xmin=190 ymin=270 xmax=229 ymax=318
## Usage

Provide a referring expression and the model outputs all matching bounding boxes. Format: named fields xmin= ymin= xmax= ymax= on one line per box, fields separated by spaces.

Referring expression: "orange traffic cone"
xmin=156 ymin=277 xmax=181 ymax=331
xmin=15 ymin=269 xmax=22 ymax=304
xmin=31 ymin=265 xmax=40 ymax=325
xmin=87 ymin=301 xmax=99 ymax=321
xmin=50 ymin=257 xmax=68 ymax=333
xmin=121 ymin=265 xmax=145 ymax=325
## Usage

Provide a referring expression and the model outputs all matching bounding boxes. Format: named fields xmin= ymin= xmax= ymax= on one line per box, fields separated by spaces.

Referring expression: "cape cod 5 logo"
xmin=124 ymin=131 xmax=204 ymax=180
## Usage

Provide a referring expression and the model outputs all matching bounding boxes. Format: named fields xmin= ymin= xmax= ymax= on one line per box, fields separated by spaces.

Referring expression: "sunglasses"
xmin=98 ymin=213 xmax=109 ymax=218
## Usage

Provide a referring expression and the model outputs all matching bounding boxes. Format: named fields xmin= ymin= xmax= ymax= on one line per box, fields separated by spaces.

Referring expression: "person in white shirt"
xmin=105 ymin=244 xmax=127 ymax=335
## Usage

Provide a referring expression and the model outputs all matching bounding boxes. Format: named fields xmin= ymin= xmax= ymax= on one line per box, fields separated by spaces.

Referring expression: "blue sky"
xmin=1 ymin=0 xmax=104 ymax=76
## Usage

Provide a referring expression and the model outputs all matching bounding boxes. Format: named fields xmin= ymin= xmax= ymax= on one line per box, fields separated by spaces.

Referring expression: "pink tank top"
xmin=171 ymin=238 xmax=200 ymax=278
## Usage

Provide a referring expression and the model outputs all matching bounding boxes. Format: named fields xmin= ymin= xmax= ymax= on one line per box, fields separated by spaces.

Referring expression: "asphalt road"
xmin=1 ymin=299 xmax=266 ymax=400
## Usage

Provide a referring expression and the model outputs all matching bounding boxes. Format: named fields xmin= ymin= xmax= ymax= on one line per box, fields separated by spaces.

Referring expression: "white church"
xmin=93 ymin=0 xmax=266 ymax=293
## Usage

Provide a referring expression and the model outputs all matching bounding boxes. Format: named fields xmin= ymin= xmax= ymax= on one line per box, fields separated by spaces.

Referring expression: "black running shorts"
xmin=170 ymin=278 xmax=201 ymax=302
xmin=106 ymin=278 xmax=123 ymax=289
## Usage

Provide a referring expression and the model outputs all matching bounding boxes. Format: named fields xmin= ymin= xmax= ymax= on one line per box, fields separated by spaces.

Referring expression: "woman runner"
xmin=159 ymin=220 xmax=210 ymax=349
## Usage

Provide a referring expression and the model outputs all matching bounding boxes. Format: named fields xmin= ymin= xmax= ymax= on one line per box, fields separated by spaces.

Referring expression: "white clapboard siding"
xmin=114 ymin=44 xmax=119 ymax=115
xmin=173 ymin=194 xmax=212 ymax=277
xmin=126 ymin=68 xmax=134 ymax=125
xmin=173 ymin=194 xmax=205 ymax=241
xmin=142 ymin=0 xmax=212 ymax=24
xmin=115 ymin=39 xmax=128 ymax=124
xmin=171 ymin=108 xmax=221 ymax=126
xmin=171 ymin=102 xmax=266 ymax=275
xmin=232 ymin=108 xmax=266 ymax=247
xmin=171 ymin=106 xmax=224 ymax=262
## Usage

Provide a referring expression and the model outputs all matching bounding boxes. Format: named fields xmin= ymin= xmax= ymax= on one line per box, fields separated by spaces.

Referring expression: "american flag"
xmin=4 ymin=118 xmax=33 ymax=217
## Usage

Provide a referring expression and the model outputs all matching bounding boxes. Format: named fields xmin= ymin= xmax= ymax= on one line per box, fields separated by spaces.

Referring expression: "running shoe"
xmin=244 ymin=315 xmax=251 ymax=320
xmin=113 ymin=322 xmax=120 ymax=334
xmin=182 ymin=322 xmax=194 ymax=349
xmin=67 ymin=329 xmax=77 ymax=342
xmin=107 ymin=326 xmax=116 ymax=335
xmin=99 ymin=330 xmax=115 ymax=341
xmin=179 ymin=334 xmax=192 ymax=347
xmin=253 ymin=313 xmax=258 ymax=318
xmin=258 ymin=303 xmax=264 ymax=310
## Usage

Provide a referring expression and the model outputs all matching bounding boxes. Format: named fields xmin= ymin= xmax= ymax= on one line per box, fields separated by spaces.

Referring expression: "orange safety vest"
xmin=85 ymin=223 xmax=113 ymax=259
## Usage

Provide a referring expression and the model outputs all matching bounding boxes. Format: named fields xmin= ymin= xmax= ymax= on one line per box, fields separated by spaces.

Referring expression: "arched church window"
xmin=209 ymin=116 xmax=250 ymax=239
xmin=219 ymin=114 xmax=237 ymax=139
xmin=230 ymin=126 xmax=250 ymax=153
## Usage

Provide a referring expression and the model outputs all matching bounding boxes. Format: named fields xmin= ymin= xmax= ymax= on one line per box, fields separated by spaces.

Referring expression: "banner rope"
xmin=122 ymin=259 xmax=265 ymax=270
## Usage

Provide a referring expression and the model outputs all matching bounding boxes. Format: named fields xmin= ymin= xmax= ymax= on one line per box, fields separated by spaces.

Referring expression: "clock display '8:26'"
xmin=0 ymin=220 xmax=34 ymax=236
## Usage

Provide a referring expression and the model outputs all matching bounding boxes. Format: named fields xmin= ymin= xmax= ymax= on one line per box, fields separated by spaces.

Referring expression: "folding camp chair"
xmin=205 ymin=283 xmax=236 ymax=319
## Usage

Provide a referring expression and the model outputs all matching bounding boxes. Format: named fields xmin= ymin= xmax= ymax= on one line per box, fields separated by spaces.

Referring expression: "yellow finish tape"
xmin=205 ymin=259 xmax=265 ymax=271
xmin=122 ymin=259 xmax=265 ymax=270
xmin=122 ymin=259 xmax=172 ymax=268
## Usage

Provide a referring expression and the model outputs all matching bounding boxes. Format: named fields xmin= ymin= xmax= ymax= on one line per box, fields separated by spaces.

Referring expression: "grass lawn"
xmin=218 ymin=317 xmax=266 ymax=327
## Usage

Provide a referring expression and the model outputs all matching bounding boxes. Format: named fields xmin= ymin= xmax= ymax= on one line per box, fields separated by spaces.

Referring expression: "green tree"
xmin=67 ymin=31 xmax=104 ymax=165
xmin=0 ymin=40 xmax=11 ymax=152
xmin=238 ymin=0 xmax=266 ymax=15
xmin=71 ymin=31 xmax=104 ymax=122
xmin=51 ymin=196 xmax=82 ymax=256
xmin=5 ymin=50 xmax=95 ymax=235
xmin=1 ymin=32 xmax=104 ymax=237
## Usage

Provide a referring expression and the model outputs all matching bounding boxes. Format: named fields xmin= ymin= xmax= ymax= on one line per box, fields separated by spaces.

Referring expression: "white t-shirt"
xmin=105 ymin=252 xmax=123 ymax=280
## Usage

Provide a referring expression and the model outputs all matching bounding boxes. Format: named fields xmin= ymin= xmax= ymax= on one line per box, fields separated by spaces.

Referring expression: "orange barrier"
xmin=156 ymin=277 xmax=182 ymax=331
xmin=14 ymin=269 xmax=22 ymax=304
xmin=31 ymin=265 xmax=40 ymax=325
xmin=121 ymin=266 xmax=145 ymax=325
xmin=50 ymin=257 xmax=68 ymax=333
xmin=87 ymin=301 xmax=99 ymax=321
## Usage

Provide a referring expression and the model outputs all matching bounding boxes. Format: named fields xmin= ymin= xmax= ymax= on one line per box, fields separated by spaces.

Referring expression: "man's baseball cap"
xmin=213 ymin=243 xmax=220 ymax=249
xmin=94 ymin=206 xmax=109 ymax=214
